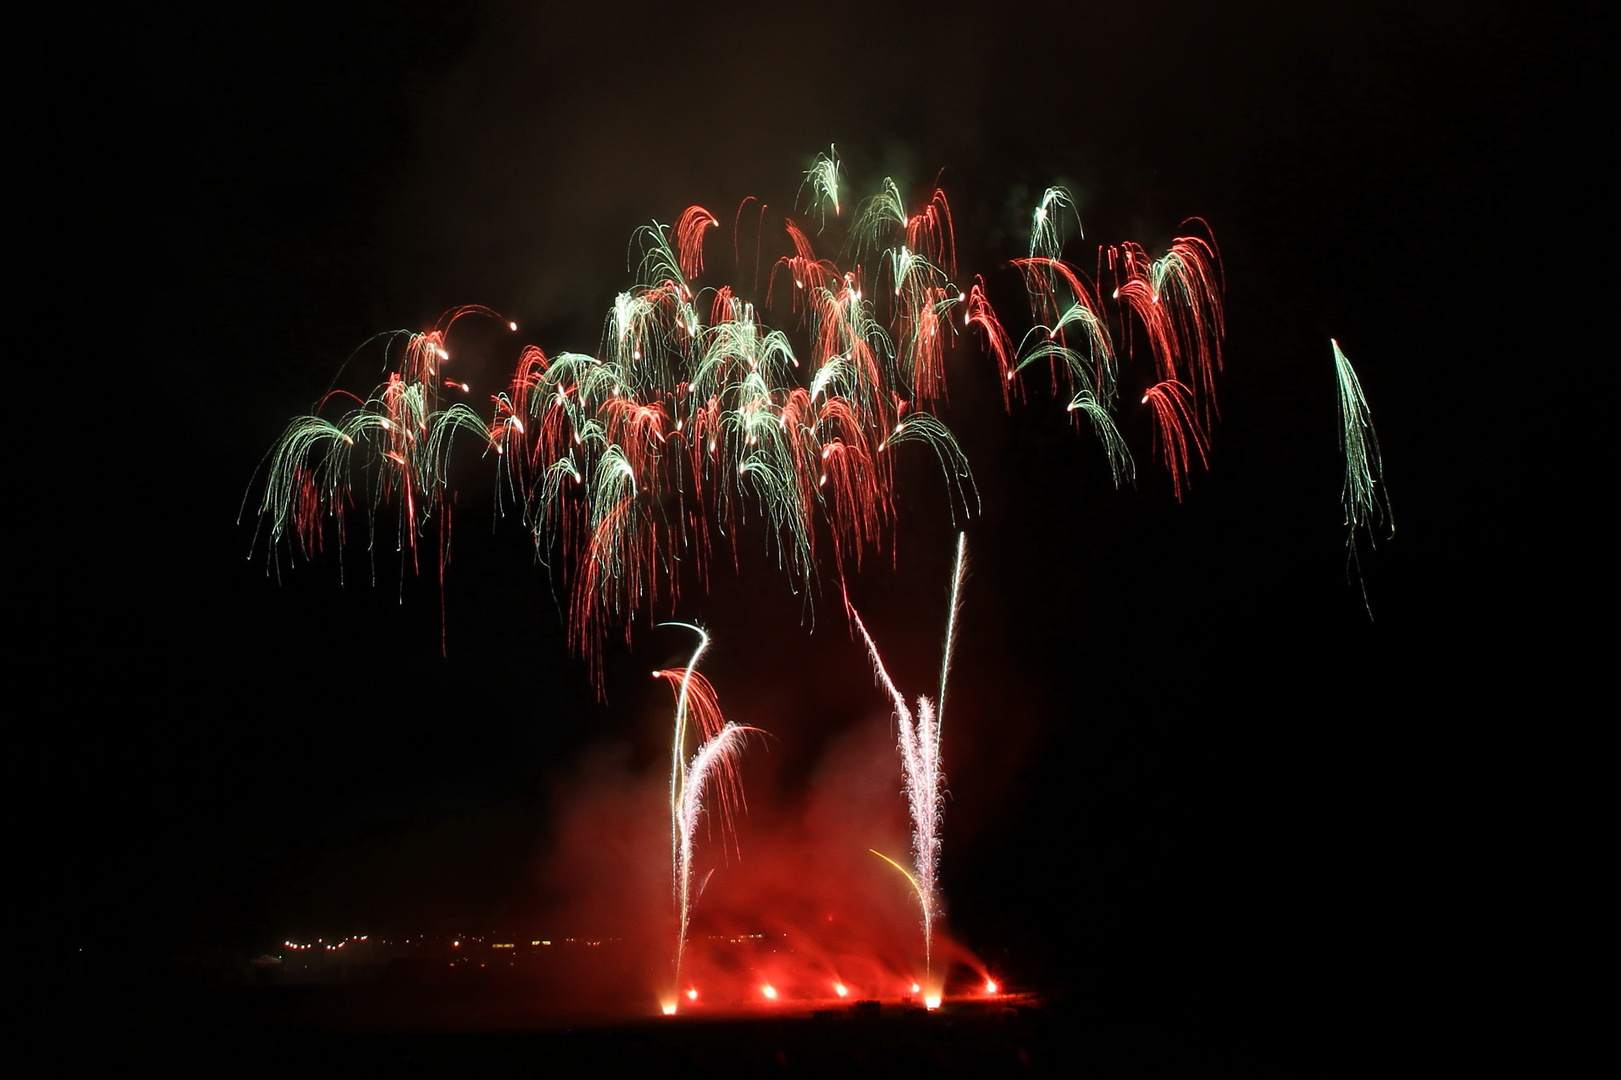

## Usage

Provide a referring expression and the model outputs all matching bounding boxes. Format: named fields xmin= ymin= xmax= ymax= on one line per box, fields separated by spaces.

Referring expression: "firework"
xmin=255 ymin=305 xmax=513 ymax=568
xmin=653 ymin=623 xmax=756 ymax=1011
xmin=847 ymin=532 xmax=969 ymax=989
xmin=1332 ymin=339 xmax=1393 ymax=609
xmin=1109 ymin=221 xmax=1225 ymax=422
xmin=1140 ymin=379 xmax=1209 ymax=502
xmin=245 ymin=151 xmax=1265 ymax=1019
xmin=253 ymin=156 xmax=1225 ymax=673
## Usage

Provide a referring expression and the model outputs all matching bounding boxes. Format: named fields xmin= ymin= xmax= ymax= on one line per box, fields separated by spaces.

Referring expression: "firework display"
xmin=252 ymin=149 xmax=1248 ymax=1011
xmin=847 ymin=532 xmax=968 ymax=1002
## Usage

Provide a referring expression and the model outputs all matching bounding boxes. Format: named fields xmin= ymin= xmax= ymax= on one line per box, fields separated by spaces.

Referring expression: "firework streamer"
xmin=674 ymin=205 xmax=719 ymax=281
xmin=1332 ymin=339 xmax=1393 ymax=613
xmin=1028 ymin=186 xmax=1081 ymax=261
xmin=846 ymin=533 xmax=969 ymax=991
xmin=1011 ymin=256 xmax=1118 ymax=406
xmin=254 ymin=159 xmax=1230 ymax=680
xmin=1141 ymin=380 xmax=1209 ymax=501
xmin=1110 ymin=221 xmax=1225 ymax=422
xmin=252 ymin=307 xmax=514 ymax=587
xmin=800 ymin=145 xmax=842 ymax=228
xmin=653 ymin=623 xmax=757 ymax=1011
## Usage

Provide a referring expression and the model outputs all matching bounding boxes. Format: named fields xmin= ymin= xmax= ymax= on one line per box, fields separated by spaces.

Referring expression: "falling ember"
xmin=761 ymin=984 xmax=778 ymax=1000
xmin=834 ymin=983 xmax=849 ymax=998
xmin=686 ymin=988 xmax=698 ymax=1001
xmin=985 ymin=979 xmax=998 ymax=994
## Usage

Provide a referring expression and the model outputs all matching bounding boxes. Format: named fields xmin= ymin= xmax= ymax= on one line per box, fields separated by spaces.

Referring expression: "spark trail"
xmin=653 ymin=623 xmax=756 ymax=1011
xmin=1332 ymin=339 xmax=1393 ymax=611
xmin=848 ymin=532 xmax=969 ymax=991
xmin=254 ymin=154 xmax=1226 ymax=679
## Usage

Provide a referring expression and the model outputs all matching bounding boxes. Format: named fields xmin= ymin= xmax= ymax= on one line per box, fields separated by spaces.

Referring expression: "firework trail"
xmin=1107 ymin=220 xmax=1225 ymax=495
xmin=255 ymin=305 xmax=513 ymax=567
xmin=935 ymin=532 xmax=968 ymax=732
xmin=1332 ymin=339 xmax=1393 ymax=611
xmin=254 ymin=153 xmax=1225 ymax=675
xmin=653 ymin=623 xmax=756 ymax=1010
xmin=1109 ymin=221 xmax=1225 ymax=421
xmin=847 ymin=532 xmax=969 ymax=989
xmin=1141 ymin=380 xmax=1209 ymax=502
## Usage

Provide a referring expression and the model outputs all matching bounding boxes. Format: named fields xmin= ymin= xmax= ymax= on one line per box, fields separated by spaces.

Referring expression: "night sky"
xmin=30 ymin=0 xmax=1598 ymax=1064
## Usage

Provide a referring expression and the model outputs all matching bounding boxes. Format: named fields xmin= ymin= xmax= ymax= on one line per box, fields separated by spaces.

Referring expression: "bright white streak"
xmin=665 ymin=622 xmax=709 ymax=855
xmin=660 ymin=623 xmax=755 ymax=1008
xmin=847 ymin=604 xmax=938 ymax=975
xmin=847 ymin=532 xmax=968 ymax=984
xmin=675 ymin=722 xmax=751 ymax=988
xmin=935 ymin=532 xmax=969 ymax=732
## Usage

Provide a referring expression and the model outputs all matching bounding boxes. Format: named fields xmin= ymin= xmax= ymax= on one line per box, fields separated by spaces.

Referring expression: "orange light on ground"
xmin=661 ymin=1003 xmax=677 ymax=1016
xmin=924 ymin=994 xmax=942 ymax=1010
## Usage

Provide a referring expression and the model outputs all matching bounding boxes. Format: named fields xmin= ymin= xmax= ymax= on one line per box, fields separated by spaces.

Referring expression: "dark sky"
xmin=27 ymin=0 xmax=1600 ymax=1058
